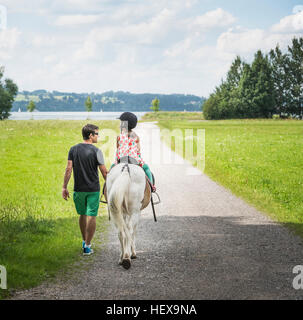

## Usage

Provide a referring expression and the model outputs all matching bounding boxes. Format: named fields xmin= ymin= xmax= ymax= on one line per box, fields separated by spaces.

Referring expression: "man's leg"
xmin=85 ymin=192 xmax=100 ymax=246
xmin=85 ymin=216 xmax=96 ymax=246
xmin=79 ymin=215 xmax=87 ymax=242
xmin=73 ymin=192 xmax=87 ymax=244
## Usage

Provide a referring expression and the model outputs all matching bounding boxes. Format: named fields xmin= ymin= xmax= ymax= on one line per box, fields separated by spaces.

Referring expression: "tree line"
xmin=12 ymin=90 xmax=204 ymax=113
xmin=203 ymin=37 xmax=303 ymax=120
xmin=0 ymin=83 xmax=205 ymax=119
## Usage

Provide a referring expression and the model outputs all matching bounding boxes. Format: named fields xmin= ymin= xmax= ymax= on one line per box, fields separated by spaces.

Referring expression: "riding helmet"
xmin=117 ymin=112 xmax=138 ymax=130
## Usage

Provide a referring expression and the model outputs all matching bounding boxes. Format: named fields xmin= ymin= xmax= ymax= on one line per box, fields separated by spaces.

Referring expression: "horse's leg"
xmin=110 ymin=206 xmax=127 ymax=266
xmin=130 ymin=212 xmax=140 ymax=259
xmin=127 ymin=219 xmax=135 ymax=259
xmin=118 ymin=227 xmax=131 ymax=269
xmin=118 ymin=231 xmax=124 ymax=265
xmin=112 ymin=212 xmax=131 ymax=269
xmin=123 ymin=215 xmax=132 ymax=259
xmin=122 ymin=237 xmax=131 ymax=269
xmin=124 ymin=214 xmax=135 ymax=258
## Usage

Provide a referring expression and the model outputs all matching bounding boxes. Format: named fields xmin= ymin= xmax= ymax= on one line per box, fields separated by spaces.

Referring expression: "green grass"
xmin=157 ymin=117 xmax=303 ymax=237
xmin=0 ymin=120 xmax=119 ymax=299
xmin=140 ymin=111 xmax=204 ymax=121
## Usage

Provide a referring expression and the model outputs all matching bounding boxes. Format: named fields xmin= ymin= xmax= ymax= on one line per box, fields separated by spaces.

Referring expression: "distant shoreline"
xmin=8 ymin=111 xmax=147 ymax=120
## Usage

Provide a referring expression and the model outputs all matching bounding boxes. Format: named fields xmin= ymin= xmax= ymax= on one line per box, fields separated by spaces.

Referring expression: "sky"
xmin=0 ymin=0 xmax=302 ymax=97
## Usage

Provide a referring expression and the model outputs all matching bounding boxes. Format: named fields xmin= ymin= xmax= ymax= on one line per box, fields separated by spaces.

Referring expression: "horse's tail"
xmin=108 ymin=168 xmax=130 ymax=216
xmin=108 ymin=167 xmax=132 ymax=258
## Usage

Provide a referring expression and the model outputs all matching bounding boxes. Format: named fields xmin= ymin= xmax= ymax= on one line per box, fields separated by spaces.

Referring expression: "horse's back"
xmin=107 ymin=163 xmax=146 ymax=213
xmin=107 ymin=163 xmax=145 ymax=186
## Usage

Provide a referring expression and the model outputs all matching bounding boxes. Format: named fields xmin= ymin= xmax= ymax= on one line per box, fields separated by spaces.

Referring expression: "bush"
xmin=272 ymin=114 xmax=280 ymax=120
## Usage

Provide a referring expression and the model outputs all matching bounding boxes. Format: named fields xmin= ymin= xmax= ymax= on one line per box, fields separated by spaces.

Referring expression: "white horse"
xmin=106 ymin=163 xmax=147 ymax=269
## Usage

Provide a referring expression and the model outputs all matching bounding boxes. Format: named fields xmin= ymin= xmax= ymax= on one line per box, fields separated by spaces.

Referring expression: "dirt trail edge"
xmin=10 ymin=122 xmax=303 ymax=300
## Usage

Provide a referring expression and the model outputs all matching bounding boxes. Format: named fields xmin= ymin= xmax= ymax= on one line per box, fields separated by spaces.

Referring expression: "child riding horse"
xmin=110 ymin=112 xmax=156 ymax=192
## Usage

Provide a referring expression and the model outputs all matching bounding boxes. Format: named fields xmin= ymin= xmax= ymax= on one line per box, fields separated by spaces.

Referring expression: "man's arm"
xmin=98 ymin=164 xmax=108 ymax=181
xmin=62 ymin=160 xmax=73 ymax=200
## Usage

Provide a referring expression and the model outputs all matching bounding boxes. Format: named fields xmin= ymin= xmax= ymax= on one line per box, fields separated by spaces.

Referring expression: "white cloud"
xmin=53 ymin=62 xmax=71 ymax=75
xmin=185 ymin=0 xmax=198 ymax=9
xmin=43 ymin=54 xmax=57 ymax=64
xmin=217 ymin=26 xmax=299 ymax=57
xmin=271 ymin=11 xmax=303 ymax=33
xmin=73 ymin=36 xmax=99 ymax=61
xmin=217 ymin=28 xmax=266 ymax=55
xmin=54 ymin=14 xmax=101 ymax=26
xmin=164 ymin=38 xmax=193 ymax=57
xmin=73 ymin=7 xmax=178 ymax=62
xmin=0 ymin=27 xmax=21 ymax=59
xmin=191 ymin=8 xmax=236 ymax=30
xmin=0 ymin=0 xmax=106 ymax=14
xmin=293 ymin=5 xmax=303 ymax=14
xmin=2 ymin=1 xmax=302 ymax=97
xmin=32 ymin=35 xmax=58 ymax=47
xmin=0 ymin=0 xmax=49 ymax=14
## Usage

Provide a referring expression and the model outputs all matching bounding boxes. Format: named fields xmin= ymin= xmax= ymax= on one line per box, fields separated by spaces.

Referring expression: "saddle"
xmin=101 ymin=161 xmax=160 ymax=221
xmin=102 ymin=176 xmax=152 ymax=210
xmin=118 ymin=156 xmax=156 ymax=192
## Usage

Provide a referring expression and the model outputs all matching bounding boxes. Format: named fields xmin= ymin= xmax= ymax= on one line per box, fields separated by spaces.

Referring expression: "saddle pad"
xmin=103 ymin=177 xmax=151 ymax=211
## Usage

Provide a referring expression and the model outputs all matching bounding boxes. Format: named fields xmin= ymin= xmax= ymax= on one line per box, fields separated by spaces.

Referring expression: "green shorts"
xmin=73 ymin=191 xmax=100 ymax=216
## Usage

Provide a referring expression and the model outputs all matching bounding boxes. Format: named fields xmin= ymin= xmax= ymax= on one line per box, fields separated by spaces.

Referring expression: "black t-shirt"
xmin=68 ymin=143 xmax=105 ymax=192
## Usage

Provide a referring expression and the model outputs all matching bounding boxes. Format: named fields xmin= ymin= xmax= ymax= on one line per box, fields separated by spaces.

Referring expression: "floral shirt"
xmin=115 ymin=132 xmax=145 ymax=166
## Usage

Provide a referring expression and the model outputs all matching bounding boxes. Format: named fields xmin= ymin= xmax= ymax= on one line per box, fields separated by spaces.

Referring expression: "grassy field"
xmin=155 ymin=116 xmax=303 ymax=237
xmin=140 ymin=111 xmax=204 ymax=121
xmin=0 ymin=120 xmax=119 ymax=299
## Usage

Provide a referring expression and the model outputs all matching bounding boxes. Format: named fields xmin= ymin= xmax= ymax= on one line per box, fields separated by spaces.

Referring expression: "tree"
xmin=203 ymin=37 xmax=303 ymax=120
xmin=85 ymin=95 xmax=93 ymax=112
xmin=269 ymin=44 xmax=292 ymax=116
xmin=0 ymin=66 xmax=18 ymax=120
xmin=226 ymin=56 xmax=245 ymax=89
xmin=150 ymin=98 xmax=160 ymax=112
xmin=287 ymin=37 xmax=303 ymax=117
xmin=239 ymin=51 xmax=275 ymax=118
xmin=202 ymin=91 xmax=221 ymax=120
xmin=221 ymin=56 xmax=246 ymax=119
xmin=253 ymin=51 xmax=275 ymax=118
xmin=27 ymin=100 xmax=36 ymax=112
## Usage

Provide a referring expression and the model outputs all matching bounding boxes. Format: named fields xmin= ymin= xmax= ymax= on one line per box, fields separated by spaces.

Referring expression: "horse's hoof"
xmin=131 ymin=254 xmax=137 ymax=259
xmin=122 ymin=259 xmax=131 ymax=269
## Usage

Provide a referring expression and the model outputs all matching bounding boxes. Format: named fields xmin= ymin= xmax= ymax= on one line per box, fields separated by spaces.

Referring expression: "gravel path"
xmin=10 ymin=122 xmax=303 ymax=300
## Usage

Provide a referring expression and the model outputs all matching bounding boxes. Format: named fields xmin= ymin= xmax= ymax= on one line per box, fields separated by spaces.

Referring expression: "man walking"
xmin=62 ymin=124 xmax=107 ymax=255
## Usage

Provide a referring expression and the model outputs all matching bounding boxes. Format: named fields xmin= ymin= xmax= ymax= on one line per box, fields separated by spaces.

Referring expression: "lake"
xmin=8 ymin=111 xmax=147 ymax=120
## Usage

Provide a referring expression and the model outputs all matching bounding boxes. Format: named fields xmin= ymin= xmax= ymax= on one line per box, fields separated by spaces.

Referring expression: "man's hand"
xmin=63 ymin=160 xmax=72 ymax=200
xmin=62 ymin=188 xmax=70 ymax=200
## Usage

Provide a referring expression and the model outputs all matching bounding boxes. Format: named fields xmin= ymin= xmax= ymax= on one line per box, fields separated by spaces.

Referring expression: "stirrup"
xmin=151 ymin=191 xmax=161 ymax=205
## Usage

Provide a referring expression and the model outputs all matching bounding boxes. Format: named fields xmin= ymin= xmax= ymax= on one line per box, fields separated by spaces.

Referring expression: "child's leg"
xmin=142 ymin=164 xmax=154 ymax=184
